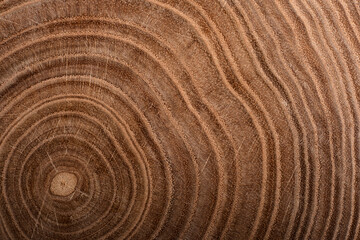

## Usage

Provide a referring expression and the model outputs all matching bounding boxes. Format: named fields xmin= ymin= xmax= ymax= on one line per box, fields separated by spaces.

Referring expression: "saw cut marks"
xmin=0 ymin=0 xmax=360 ymax=239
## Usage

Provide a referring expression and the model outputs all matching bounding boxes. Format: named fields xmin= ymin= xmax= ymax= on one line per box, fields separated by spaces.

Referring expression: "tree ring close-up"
xmin=1 ymin=0 xmax=360 ymax=239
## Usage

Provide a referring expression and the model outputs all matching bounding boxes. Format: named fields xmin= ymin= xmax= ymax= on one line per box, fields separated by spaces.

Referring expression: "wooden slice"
xmin=0 ymin=0 xmax=359 ymax=239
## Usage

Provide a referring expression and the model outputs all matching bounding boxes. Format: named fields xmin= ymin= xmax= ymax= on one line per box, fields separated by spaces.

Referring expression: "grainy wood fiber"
xmin=1 ymin=0 xmax=360 ymax=239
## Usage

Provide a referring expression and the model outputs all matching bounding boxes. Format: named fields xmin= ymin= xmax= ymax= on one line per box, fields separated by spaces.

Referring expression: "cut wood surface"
xmin=0 ymin=0 xmax=360 ymax=239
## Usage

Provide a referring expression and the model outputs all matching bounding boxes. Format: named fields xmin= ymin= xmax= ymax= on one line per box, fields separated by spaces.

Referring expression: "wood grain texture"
xmin=0 ymin=0 xmax=360 ymax=239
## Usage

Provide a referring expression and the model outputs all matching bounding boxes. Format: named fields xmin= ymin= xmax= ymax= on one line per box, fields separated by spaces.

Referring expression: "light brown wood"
xmin=50 ymin=172 xmax=78 ymax=197
xmin=0 ymin=0 xmax=360 ymax=239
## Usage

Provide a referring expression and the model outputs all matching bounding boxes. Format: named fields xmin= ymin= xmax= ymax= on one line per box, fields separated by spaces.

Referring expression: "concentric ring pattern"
xmin=1 ymin=0 xmax=360 ymax=239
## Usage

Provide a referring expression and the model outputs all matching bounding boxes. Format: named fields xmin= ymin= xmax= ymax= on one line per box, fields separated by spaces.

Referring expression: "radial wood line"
xmin=0 ymin=0 xmax=360 ymax=239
